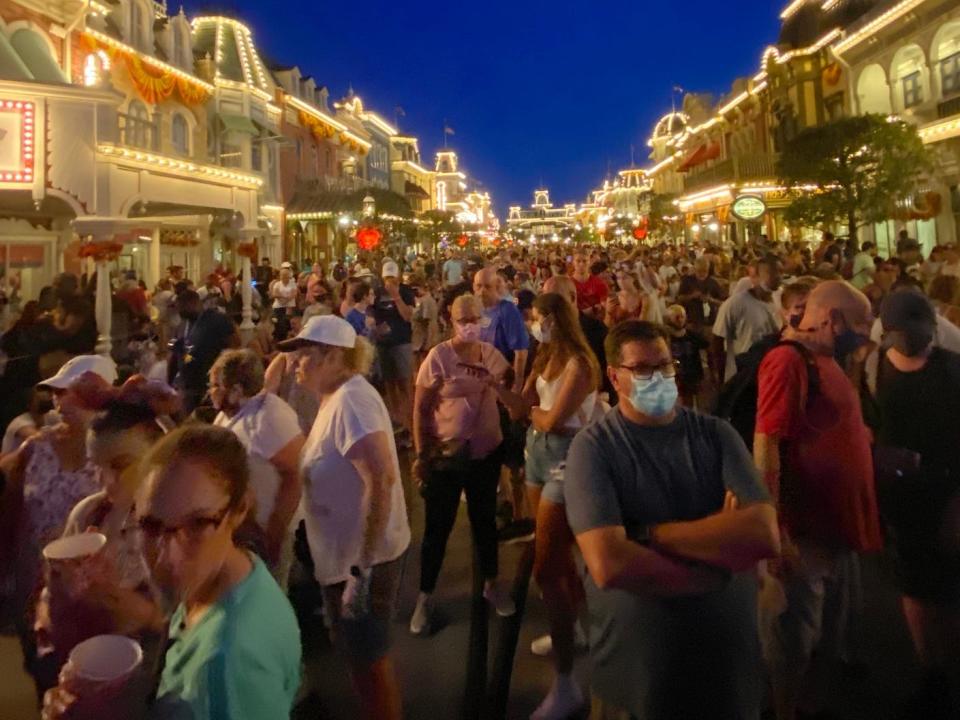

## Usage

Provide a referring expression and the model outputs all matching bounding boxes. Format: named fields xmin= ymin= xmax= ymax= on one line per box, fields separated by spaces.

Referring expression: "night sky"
xmin=187 ymin=1 xmax=784 ymax=214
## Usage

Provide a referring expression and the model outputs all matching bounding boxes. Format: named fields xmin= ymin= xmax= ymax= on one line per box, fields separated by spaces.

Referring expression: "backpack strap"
xmin=774 ymin=339 xmax=820 ymax=405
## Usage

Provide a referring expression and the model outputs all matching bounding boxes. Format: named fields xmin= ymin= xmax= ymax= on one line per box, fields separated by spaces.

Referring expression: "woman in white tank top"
xmin=495 ymin=291 xmax=601 ymax=719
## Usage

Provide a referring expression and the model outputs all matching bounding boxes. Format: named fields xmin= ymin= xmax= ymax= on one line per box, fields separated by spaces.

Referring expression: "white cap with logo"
xmin=38 ymin=355 xmax=118 ymax=390
xmin=381 ymin=260 xmax=400 ymax=279
xmin=277 ymin=315 xmax=357 ymax=352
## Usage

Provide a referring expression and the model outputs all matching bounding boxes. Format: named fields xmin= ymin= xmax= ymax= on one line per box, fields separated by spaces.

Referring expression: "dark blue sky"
xmin=189 ymin=1 xmax=784 ymax=213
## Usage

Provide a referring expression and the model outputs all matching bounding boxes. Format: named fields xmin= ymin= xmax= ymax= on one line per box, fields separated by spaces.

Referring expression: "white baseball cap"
xmin=280 ymin=261 xmax=294 ymax=270
xmin=381 ymin=260 xmax=400 ymax=278
xmin=39 ymin=355 xmax=118 ymax=390
xmin=277 ymin=315 xmax=357 ymax=352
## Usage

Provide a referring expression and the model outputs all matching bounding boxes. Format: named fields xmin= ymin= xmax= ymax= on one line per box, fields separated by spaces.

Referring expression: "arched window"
xmin=436 ymin=180 xmax=447 ymax=210
xmin=171 ymin=113 xmax=190 ymax=155
xmin=125 ymin=100 xmax=152 ymax=148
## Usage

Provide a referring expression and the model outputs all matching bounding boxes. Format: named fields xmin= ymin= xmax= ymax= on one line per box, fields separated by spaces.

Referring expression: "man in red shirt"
xmin=754 ymin=280 xmax=883 ymax=720
xmin=570 ymin=251 xmax=608 ymax=317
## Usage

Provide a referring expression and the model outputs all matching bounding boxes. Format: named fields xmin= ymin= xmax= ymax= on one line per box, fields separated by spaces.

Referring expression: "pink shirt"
xmin=416 ymin=340 xmax=509 ymax=459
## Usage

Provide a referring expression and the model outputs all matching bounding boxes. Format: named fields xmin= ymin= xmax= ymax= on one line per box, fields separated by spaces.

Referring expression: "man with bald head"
xmin=754 ymin=281 xmax=882 ymax=720
xmin=474 ymin=266 xmax=528 ymax=393
xmin=544 ymin=275 xmax=610 ymax=398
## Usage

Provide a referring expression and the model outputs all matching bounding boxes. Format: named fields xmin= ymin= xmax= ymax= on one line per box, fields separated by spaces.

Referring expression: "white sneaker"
xmin=483 ymin=582 xmax=516 ymax=617
xmin=409 ymin=593 xmax=431 ymax=635
xmin=530 ymin=621 xmax=588 ymax=656
xmin=530 ymin=674 xmax=584 ymax=720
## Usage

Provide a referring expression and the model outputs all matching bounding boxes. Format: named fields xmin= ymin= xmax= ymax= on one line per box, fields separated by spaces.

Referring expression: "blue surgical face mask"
xmin=629 ymin=373 xmax=679 ymax=418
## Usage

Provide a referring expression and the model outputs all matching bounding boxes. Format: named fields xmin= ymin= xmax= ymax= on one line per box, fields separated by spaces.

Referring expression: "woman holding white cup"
xmin=43 ymin=424 xmax=302 ymax=720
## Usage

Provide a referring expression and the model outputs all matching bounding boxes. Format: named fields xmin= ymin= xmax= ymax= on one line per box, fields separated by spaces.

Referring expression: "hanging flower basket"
xmin=78 ymin=240 xmax=124 ymax=262
xmin=237 ymin=242 xmax=258 ymax=260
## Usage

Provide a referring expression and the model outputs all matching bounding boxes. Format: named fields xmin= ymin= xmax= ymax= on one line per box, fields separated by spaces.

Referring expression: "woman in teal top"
xmin=43 ymin=425 xmax=302 ymax=720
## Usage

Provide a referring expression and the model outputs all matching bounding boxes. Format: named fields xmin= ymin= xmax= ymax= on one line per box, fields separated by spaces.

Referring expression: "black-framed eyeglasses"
xmin=136 ymin=504 xmax=232 ymax=547
xmin=618 ymin=360 xmax=680 ymax=381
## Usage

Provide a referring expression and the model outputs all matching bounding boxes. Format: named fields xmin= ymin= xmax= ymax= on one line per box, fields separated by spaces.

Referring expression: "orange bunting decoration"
xmin=82 ymin=33 xmax=211 ymax=107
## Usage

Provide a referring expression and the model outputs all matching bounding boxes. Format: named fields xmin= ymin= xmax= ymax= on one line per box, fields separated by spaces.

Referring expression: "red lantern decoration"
xmin=632 ymin=226 xmax=647 ymax=240
xmin=457 ymin=234 xmax=469 ymax=248
xmin=356 ymin=226 xmax=382 ymax=251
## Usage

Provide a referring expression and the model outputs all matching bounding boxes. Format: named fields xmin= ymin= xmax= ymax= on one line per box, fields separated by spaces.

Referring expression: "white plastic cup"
xmin=42 ymin=533 xmax=107 ymax=562
xmin=68 ymin=634 xmax=143 ymax=684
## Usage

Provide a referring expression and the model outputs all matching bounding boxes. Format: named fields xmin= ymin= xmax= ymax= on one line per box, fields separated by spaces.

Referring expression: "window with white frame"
xmin=171 ymin=113 xmax=190 ymax=155
xmin=902 ymin=71 xmax=923 ymax=108
xmin=942 ymin=51 xmax=960 ymax=97
xmin=124 ymin=100 xmax=153 ymax=148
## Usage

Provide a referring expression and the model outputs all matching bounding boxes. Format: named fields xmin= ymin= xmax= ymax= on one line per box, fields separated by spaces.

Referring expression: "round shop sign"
xmin=731 ymin=195 xmax=766 ymax=221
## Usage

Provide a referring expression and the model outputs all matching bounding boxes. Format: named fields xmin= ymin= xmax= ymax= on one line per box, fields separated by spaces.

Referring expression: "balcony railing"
xmin=118 ymin=112 xmax=158 ymax=151
xmin=937 ymin=95 xmax=960 ymax=120
xmin=683 ymin=153 xmax=778 ymax=193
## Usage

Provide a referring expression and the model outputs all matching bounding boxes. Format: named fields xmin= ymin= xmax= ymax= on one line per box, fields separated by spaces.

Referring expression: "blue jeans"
xmin=524 ymin=427 xmax=574 ymax=505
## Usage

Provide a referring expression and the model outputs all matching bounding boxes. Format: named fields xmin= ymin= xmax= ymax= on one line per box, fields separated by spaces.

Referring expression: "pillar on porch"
xmin=94 ymin=258 xmax=112 ymax=357
xmin=148 ymin=226 xmax=161 ymax=288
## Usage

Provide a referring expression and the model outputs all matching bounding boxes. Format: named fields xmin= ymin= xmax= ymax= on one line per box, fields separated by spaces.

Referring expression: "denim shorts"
xmin=524 ymin=427 xmax=574 ymax=505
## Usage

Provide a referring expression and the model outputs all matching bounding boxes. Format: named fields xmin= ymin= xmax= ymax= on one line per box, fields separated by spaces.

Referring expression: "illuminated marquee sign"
xmin=731 ymin=195 xmax=766 ymax=221
xmin=0 ymin=100 xmax=35 ymax=185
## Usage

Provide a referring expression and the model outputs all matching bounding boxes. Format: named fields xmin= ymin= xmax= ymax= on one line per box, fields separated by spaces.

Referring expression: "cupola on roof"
xmin=190 ymin=16 xmax=274 ymax=94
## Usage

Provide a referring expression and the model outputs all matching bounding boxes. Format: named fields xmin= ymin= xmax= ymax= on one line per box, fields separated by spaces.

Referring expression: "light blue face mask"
xmin=629 ymin=372 xmax=679 ymax=418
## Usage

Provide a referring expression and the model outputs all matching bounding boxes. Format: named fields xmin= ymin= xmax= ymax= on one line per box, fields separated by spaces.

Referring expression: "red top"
xmin=573 ymin=274 xmax=609 ymax=312
xmin=756 ymin=345 xmax=883 ymax=553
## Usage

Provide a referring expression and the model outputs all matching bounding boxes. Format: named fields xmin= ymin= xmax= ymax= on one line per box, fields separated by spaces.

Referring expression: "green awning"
xmin=10 ymin=29 xmax=67 ymax=84
xmin=0 ymin=31 xmax=34 ymax=82
xmin=219 ymin=113 xmax=259 ymax=135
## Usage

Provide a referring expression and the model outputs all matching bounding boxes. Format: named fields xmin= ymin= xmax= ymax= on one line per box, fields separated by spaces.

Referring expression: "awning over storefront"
xmin=287 ymin=185 xmax=414 ymax=218
xmin=219 ymin=113 xmax=259 ymax=135
xmin=678 ymin=142 xmax=721 ymax=172
xmin=404 ymin=180 xmax=430 ymax=200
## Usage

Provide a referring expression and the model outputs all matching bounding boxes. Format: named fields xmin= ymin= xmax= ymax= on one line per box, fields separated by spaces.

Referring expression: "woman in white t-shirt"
xmin=280 ymin=315 xmax=409 ymax=720
xmin=209 ymin=349 xmax=305 ymax=586
xmin=270 ymin=264 xmax=299 ymax=342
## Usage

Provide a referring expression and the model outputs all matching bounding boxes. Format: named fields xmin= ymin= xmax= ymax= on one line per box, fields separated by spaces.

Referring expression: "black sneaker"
xmin=498 ymin=519 xmax=535 ymax=544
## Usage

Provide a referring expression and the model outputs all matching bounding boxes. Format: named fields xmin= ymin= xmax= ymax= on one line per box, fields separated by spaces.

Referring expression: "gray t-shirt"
xmin=564 ymin=407 xmax=769 ymax=718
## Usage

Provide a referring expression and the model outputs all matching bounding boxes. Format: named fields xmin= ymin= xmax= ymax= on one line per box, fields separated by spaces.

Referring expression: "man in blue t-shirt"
xmin=374 ymin=261 xmax=416 ymax=439
xmin=473 ymin=266 xmax=528 ymax=393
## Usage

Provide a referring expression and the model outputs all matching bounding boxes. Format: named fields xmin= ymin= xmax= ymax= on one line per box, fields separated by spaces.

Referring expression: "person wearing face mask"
xmin=754 ymin=281 xmax=883 ymax=720
xmin=563 ymin=320 xmax=780 ymax=719
xmin=712 ymin=256 xmax=783 ymax=382
xmin=210 ymin=350 xmax=305 ymax=584
xmin=410 ymin=294 xmax=516 ymax=635
xmin=497 ymin=292 xmax=600 ymax=719
xmin=869 ymin=290 xmax=960 ymax=717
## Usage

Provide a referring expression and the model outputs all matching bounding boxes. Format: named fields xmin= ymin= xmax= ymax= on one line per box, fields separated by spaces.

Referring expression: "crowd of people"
xmin=0 ymin=227 xmax=958 ymax=720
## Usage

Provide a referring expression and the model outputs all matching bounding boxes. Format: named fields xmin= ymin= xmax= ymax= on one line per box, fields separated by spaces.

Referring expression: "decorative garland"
xmin=78 ymin=240 xmax=124 ymax=262
xmin=81 ymin=33 xmax=212 ymax=107
xmin=299 ymin=111 xmax=337 ymax=141
xmin=160 ymin=230 xmax=201 ymax=247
